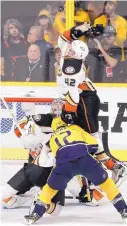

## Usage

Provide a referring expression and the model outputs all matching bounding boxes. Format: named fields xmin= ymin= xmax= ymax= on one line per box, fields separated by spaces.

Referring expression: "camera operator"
xmin=86 ymin=26 xmax=122 ymax=82
xmin=94 ymin=0 xmax=127 ymax=48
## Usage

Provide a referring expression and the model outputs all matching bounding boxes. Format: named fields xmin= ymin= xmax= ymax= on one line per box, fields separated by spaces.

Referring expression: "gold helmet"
xmin=51 ymin=117 xmax=66 ymax=131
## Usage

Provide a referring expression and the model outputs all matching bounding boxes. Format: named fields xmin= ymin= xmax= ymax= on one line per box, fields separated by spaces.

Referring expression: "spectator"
xmin=54 ymin=46 xmax=62 ymax=78
xmin=125 ymin=41 xmax=127 ymax=62
xmin=123 ymin=40 xmax=127 ymax=82
xmin=74 ymin=7 xmax=91 ymax=42
xmin=74 ymin=8 xmax=90 ymax=25
xmin=12 ymin=44 xmax=46 ymax=82
xmin=53 ymin=9 xmax=66 ymax=36
xmin=53 ymin=3 xmax=90 ymax=38
xmin=27 ymin=26 xmax=55 ymax=82
xmin=86 ymin=26 xmax=123 ymax=83
xmin=1 ymin=19 xmax=28 ymax=81
xmin=27 ymin=26 xmax=44 ymax=44
xmin=94 ymin=0 xmax=127 ymax=47
xmin=0 ymin=57 xmax=4 ymax=78
xmin=87 ymin=1 xmax=104 ymax=23
xmin=36 ymin=9 xmax=57 ymax=46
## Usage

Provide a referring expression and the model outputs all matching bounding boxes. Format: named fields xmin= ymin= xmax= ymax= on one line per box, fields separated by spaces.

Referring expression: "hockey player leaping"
xmin=56 ymin=22 xmax=126 ymax=187
xmin=23 ymin=116 xmax=127 ymax=224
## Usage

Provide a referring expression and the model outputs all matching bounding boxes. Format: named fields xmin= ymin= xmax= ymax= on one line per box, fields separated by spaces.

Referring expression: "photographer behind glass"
xmin=94 ymin=0 xmax=127 ymax=47
xmin=86 ymin=25 xmax=122 ymax=83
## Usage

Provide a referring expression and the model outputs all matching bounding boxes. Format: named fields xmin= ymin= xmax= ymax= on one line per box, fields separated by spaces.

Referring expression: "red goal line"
xmin=0 ymin=97 xmax=54 ymax=103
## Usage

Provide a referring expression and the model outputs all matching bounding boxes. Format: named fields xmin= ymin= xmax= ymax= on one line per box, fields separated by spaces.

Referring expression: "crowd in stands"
xmin=1 ymin=0 xmax=127 ymax=83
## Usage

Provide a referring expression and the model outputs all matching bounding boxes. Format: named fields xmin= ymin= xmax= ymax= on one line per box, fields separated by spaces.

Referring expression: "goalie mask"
xmin=51 ymin=98 xmax=65 ymax=117
xmin=62 ymin=40 xmax=89 ymax=60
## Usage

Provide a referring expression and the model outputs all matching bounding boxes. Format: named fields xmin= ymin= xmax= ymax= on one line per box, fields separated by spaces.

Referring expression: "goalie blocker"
xmin=3 ymin=163 xmax=65 ymax=209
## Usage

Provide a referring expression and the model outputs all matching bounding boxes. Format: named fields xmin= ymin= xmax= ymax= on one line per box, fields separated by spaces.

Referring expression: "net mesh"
xmin=0 ymin=98 xmax=53 ymax=160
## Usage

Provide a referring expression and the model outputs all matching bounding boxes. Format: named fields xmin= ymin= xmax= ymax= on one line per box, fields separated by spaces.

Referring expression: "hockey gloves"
xmin=61 ymin=109 xmax=77 ymax=125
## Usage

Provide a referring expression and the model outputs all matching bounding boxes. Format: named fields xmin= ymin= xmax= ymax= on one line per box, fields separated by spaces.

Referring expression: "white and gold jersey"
xmin=57 ymin=30 xmax=96 ymax=112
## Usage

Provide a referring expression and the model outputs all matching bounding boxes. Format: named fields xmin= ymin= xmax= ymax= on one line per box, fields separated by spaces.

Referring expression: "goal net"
xmin=1 ymin=96 xmax=127 ymax=162
xmin=0 ymin=97 xmax=54 ymax=160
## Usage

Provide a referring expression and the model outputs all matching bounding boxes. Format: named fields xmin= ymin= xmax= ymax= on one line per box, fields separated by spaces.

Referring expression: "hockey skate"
xmin=112 ymin=163 xmax=127 ymax=187
xmin=23 ymin=213 xmax=41 ymax=225
xmin=121 ymin=209 xmax=127 ymax=223
xmin=29 ymin=191 xmax=40 ymax=215
xmin=29 ymin=190 xmax=62 ymax=217
xmin=23 ymin=200 xmax=46 ymax=225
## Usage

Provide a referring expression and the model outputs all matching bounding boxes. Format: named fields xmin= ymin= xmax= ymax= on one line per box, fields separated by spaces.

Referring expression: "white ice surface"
xmin=0 ymin=160 xmax=127 ymax=226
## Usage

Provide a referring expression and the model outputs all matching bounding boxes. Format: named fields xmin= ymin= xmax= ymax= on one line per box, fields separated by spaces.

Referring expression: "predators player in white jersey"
xmin=56 ymin=22 xmax=126 ymax=188
xmin=23 ymin=116 xmax=127 ymax=224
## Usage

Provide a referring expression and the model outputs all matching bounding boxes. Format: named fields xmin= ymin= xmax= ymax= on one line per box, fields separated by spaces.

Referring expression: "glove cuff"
xmin=70 ymin=27 xmax=88 ymax=40
xmin=61 ymin=109 xmax=77 ymax=124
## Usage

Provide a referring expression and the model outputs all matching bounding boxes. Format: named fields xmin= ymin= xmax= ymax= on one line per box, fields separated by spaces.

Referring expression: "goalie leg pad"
xmin=8 ymin=165 xmax=33 ymax=193
xmin=2 ymin=194 xmax=31 ymax=209
xmin=8 ymin=164 xmax=53 ymax=193
xmin=25 ymin=164 xmax=53 ymax=187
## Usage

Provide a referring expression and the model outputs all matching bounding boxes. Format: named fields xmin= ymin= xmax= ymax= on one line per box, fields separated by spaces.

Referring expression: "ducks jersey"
xmin=57 ymin=29 xmax=96 ymax=113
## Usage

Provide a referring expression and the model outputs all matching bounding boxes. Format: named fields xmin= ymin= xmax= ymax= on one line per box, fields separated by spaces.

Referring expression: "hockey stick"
xmin=65 ymin=196 xmax=80 ymax=199
xmin=83 ymin=177 xmax=91 ymax=202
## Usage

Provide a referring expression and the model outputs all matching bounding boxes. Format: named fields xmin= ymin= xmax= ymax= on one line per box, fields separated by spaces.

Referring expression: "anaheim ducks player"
xmin=56 ymin=22 xmax=127 ymax=188
xmin=23 ymin=116 xmax=127 ymax=224
xmin=2 ymin=112 xmax=65 ymax=214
